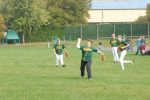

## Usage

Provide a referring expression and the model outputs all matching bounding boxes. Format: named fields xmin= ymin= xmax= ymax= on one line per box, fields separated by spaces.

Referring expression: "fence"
xmin=25 ymin=23 xmax=150 ymax=42
xmin=63 ymin=23 xmax=150 ymax=40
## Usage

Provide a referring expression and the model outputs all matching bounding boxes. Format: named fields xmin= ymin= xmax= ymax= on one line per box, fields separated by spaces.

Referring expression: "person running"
xmin=110 ymin=33 xmax=119 ymax=63
xmin=77 ymin=38 xmax=103 ymax=80
xmin=118 ymin=36 xmax=132 ymax=70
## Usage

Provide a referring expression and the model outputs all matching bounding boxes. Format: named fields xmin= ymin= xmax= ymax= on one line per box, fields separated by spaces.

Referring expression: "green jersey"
xmin=53 ymin=43 xmax=65 ymax=55
xmin=110 ymin=38 xmax=119 ymax=47
xmin=80 ymin=46 xmax=98 ymax=61
xmin=118 ymin=40 xmax=128 ymax=51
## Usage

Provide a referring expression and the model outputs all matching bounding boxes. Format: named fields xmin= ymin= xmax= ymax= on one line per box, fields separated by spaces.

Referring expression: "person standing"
xmin=77 ymin=38 xmax=103 ymax=80
xmin=98 ymin=41 xmax=102 ymax=50
xmin=53 ymin=38 xmax=66 ymax=67
xmin=135 ymin=36 xmax=142 ymax=55
xmin=118 ymin=36 xmax=132 ymax=70
xmin=140 ymin=35 xmax=145 ymax=45
xmin=110 ymin=33 xmax=119 ymax=63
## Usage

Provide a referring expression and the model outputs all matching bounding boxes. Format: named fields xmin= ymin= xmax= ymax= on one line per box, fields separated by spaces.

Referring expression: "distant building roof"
xmin=91 ymin=0 xmax=149 ymax=9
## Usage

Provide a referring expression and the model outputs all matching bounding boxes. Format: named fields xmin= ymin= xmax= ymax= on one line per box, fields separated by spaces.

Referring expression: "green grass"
xmin=0 ymin=42 xmax=150 ymax=100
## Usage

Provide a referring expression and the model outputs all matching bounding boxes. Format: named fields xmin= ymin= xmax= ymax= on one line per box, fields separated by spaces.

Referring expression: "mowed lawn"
xmin=0 ymin=43 xmax=150 ymax=100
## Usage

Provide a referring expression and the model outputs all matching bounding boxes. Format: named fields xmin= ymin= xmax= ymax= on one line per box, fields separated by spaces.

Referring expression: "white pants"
xmin=120 ymin=50 xmax=131 ymax=70
xmin=111 ymin=47 xmax=119 ymax=62
xmin=56 ymin=54 xmax=64 ymax=66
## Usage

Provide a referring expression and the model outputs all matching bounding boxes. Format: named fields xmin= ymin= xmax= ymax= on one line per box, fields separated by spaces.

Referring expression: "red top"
xmin=139 ymin=44 xmax=145 ymax=50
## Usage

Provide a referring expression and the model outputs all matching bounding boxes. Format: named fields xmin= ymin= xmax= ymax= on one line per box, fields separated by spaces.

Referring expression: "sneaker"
xmin=88 ymin=78 xmax=92 ymax=80
xmin=62 ymin=65 xmax=65 ymax=67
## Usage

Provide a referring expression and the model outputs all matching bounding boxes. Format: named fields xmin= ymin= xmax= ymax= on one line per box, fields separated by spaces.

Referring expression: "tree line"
xmin=0 ymin=0 xmax=91 ymax=42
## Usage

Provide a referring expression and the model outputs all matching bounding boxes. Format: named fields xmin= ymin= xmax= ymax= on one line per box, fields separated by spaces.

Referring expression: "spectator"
xmin=135 ymin=36 xmax=142 ymax=55
xmin=98 ymin=41 xmax=102 ymax=50
xmin=140 ymin=35 xmax=146 ymax=45
xmin=139 ymin=43 xmax=150 ymax=55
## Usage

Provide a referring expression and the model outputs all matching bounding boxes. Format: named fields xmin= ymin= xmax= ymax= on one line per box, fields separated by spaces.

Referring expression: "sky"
xmin=91 ymin=0 xmax=150 ymax=9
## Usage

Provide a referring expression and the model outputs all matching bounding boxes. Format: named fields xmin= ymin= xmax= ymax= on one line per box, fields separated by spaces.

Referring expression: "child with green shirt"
xmin=53 ymin=39 xmax=66 ymax=67
xmin=110 ymin=33 xmax=119 ymax=63
xmin=77 ymin=38 xmax=103 ymax=80
xmin=118 ymin=36 xmax=133 ymax=70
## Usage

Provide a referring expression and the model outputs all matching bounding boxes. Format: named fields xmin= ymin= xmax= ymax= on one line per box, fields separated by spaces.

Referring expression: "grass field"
xmin=0 ymin=42 xmax=150 ymax=100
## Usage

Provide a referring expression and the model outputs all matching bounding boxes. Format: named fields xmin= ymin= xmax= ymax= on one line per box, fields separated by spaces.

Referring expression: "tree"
xmin=0 ymin=15 xmax=6 ymax=40
xmin=0 ymin=0 xmax=14 ymax=29
xmin=0 ymin=0 xmax=49 ymax=43
xmin=135 ymin=3 xmax=150 ymax=23
xmin=135 ymin=16 xmax=149 ymax=23
xmin=46 ymin=0 xmax=91 ymax=27
xmin=146 ymin=3 xmax=150 ymax=22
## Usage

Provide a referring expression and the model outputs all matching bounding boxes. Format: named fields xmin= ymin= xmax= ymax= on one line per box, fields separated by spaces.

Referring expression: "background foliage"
xmin=0 ymin=0 xmax=91 ymax=42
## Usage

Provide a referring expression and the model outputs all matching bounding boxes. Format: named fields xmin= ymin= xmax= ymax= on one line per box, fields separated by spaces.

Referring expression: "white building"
xmin=87 ymin=9 xmax=146 ymax=23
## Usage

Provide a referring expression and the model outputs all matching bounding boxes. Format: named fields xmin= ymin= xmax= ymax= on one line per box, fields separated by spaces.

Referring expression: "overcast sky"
xmin=92 ymin=0 xmax=150 ymax=9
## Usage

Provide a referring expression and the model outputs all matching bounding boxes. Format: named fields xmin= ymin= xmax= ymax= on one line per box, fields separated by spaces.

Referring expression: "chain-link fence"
xmin=25 ymin=23 xmax=150 ymax=42
xmin=63 ymin=23 xmax=150 ymax=40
